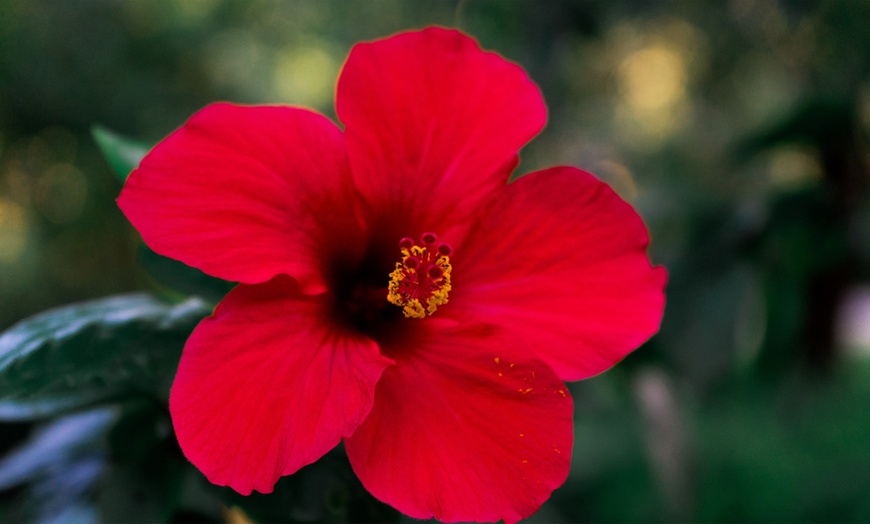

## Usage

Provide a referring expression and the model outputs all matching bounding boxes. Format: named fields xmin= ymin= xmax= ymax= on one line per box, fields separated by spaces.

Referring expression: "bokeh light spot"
xmin=272 ymin=43 xmax=340 ymax=110
xmin=204 ymin=30 xmax=269 ymax=99
xmin=35 ymin=163 xmax=88 ymax=224
xmin=607 ymin=17 xmax=705 ymax=151
xmin=767 ymin=146 xmax=822 ymax=190
xmin=0 ymin=198 xmax=29 ymax=264
xmin=170 ymin=0 xmax=220 ymax=25
xmin=592 ymin=159 xmax=638 ymax=199
xmin=837 ymin=286 xmax=870 ymax=358
xmin=618 ymin=45 xmax=687 ymax=111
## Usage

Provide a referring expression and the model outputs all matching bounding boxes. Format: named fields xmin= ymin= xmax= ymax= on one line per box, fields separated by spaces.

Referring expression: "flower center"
xmin=387 ymin=232 xmax=452 ymax=319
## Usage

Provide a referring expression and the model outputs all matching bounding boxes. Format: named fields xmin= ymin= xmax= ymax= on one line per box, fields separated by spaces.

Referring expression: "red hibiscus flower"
xmin=117 ymin=27 xmax=666 ymax=523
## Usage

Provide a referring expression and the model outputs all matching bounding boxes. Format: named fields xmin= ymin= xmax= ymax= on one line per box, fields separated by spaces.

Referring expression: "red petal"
xmin=170 ymin=277 xmax=392 ymax=495
xmin=450 ymin=167 xmax=667 ymax=381
xmin=118 ymin=103 xmax=364 ymax=293
xmin=345 ymin=321 xmax=572 ymax=524
xmin=336 ymin=27 xmax=546 ymax=228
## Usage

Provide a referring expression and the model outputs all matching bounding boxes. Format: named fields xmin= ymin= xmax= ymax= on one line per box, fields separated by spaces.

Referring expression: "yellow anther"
xmin=402 ymin=299 xmax=426 ymax=319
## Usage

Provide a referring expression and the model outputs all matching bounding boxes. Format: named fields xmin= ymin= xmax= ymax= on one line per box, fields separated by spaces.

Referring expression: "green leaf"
xmin=90 ymin=127 xmax=233 ymax=300
xmin=0 ymin=294 xmax=210 ymax=420
xmin=220 ymin=445 xmax=401 ymax=524
xmin=91 ymin=125 xmax=151 ymax=183
xmin=138 ymin=245 xmax=235 ymax=304
xmin=99 ymin=401 xmax=188 ymax=523
xmin=0 ymin=407 xmax=116 ymax=490
xmin=0 ymin=407 xmax=115 ymax=523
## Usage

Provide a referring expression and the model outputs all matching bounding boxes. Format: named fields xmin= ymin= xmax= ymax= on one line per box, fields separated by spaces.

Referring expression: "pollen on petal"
xmin=387 ymin=233 xmax=452 ymax=318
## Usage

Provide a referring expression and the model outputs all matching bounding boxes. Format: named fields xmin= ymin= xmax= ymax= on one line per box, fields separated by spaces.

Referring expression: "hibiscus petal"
xmin=170 ymin=276 xmax=392 ymax=495
xmin=336 ymin=27 xmax=546 ymax=227
xmin=345 ymin=321 xmax=572 ymax=524
xmin=450 ymin=167 xmax=667 ymax=381
xmin=118 ymin=103 xmax=364 ymax=293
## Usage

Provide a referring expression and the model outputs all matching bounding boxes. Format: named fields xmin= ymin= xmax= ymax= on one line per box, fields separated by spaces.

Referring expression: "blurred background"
xmin=2 ymin=0 xmax=870 ymax=522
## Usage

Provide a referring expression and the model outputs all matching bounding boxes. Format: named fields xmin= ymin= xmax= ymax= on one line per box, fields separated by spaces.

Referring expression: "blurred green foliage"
xmin=1 ymin=0 xmax=870 ymax=522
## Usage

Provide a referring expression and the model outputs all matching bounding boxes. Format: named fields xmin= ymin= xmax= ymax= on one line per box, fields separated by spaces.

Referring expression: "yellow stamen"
xmin=387 ymin=235 xmax=452 ymax=318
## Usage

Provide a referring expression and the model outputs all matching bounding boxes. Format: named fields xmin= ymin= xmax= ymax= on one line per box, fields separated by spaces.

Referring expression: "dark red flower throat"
xmin=330 ymin=231 xmax=452 ymax=345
